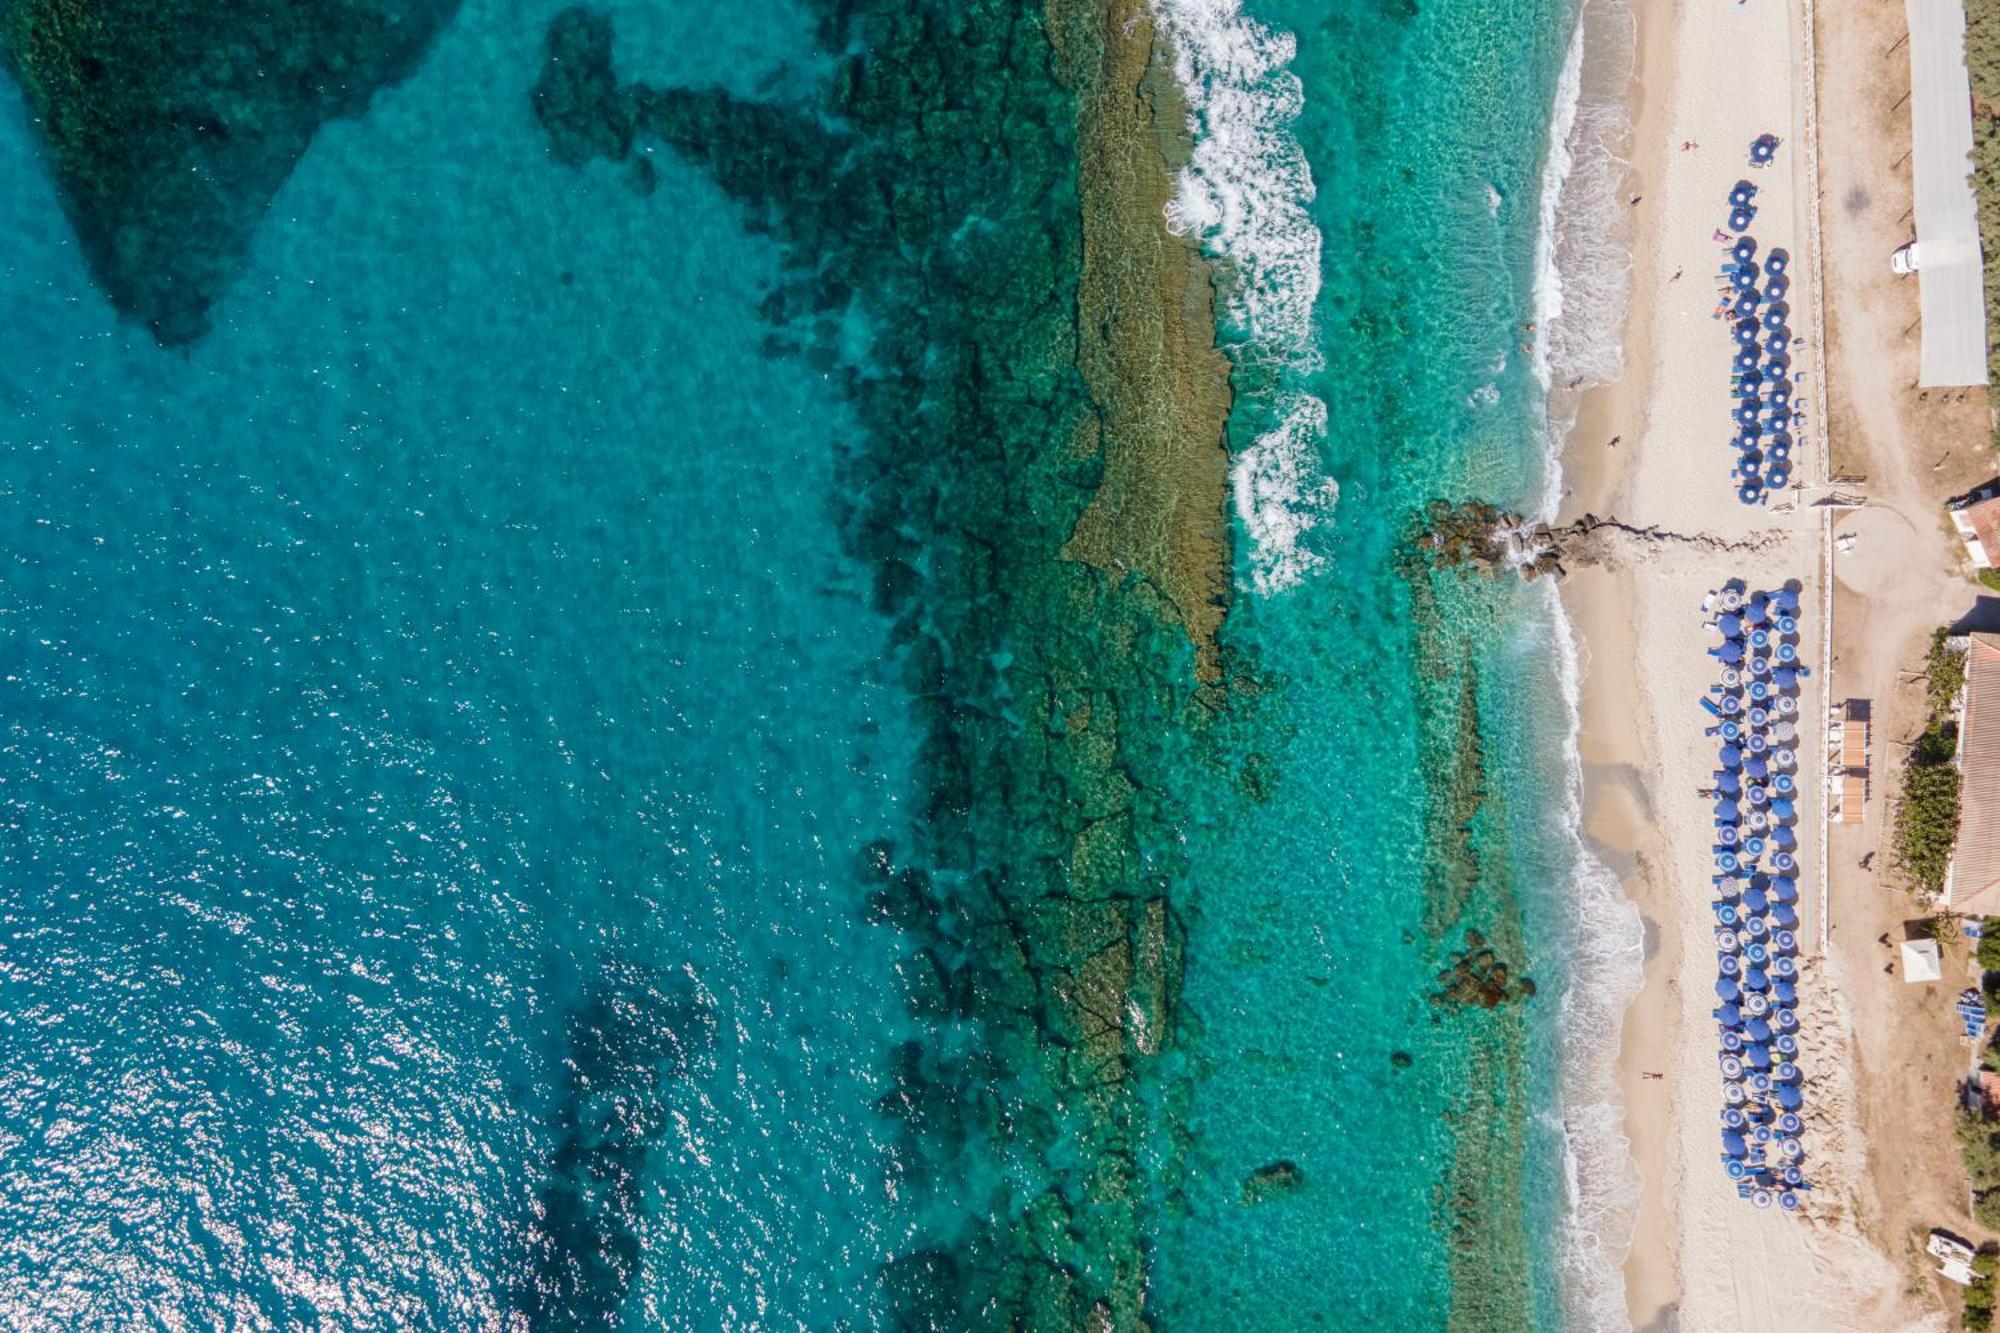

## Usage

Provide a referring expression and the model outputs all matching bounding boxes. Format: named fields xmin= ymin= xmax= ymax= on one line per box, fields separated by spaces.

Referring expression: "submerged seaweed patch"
xmin=0 ymin=0 xmax=461 ymax=344
xmin=519 ymin=958 xmax=714 ymax=1329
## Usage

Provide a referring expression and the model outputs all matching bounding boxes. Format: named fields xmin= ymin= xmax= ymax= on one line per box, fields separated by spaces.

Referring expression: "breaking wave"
xmin=1152 ymin=0 xmax=1335 ymax=595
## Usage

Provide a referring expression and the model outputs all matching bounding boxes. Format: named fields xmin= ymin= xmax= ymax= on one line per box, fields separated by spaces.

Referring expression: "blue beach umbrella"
xmin=1767 ymin=332 xmax=1791 ymax=354
xmin=1720 ymin=743 xmax=1743 ymax=767
xmin=1731 ymin=207 xmax=1756 ymax=231
xmin=1772 ymin=903 xmax=1799 ymax=929
xmin=1745 ymin=757 xmax=1769 ymax=780
xmin=1734 ymin=293 xmax=1760 ymax=319
xmin=1716 ymin=977 xmax=1741 ymax=1001
xmin=1770 ymin=876 xmax=1797 ymax=900
xmin=1747 ymin=1017 xmax=1773 ymax=1043
xmin=1718 ymin=825 xmax=1740 ymax=847
xmin=1771 ymin=381 xmax=1793 ymax=406
xmin=1772 ymin=826 xmax=1797 ymax=848
xmin=1743 ymin=836 xmax=1767 ymax=857
xmin=1764 ymin=302 xmax=1790 ymax=329
xmin=1744 ymin=886 xmax=1769 ymax=913
xmin=1775 ymin=1037 xmax=1797 ymax=1060
xmin=1715 ymin=772 xmax=1742 ymax=796
xmin=1734 ymin=347 xmax=1760 ymax=372
xmin=1746 ymin=941 xmax=1769 ymax=965
xmin=1771 ymin=799 xmax=1797 ymax=821
xmin=1736 ymin=400 xmax=1762 ymax=425
xmin=1764 ymin=276 xmax=1789 ymax=302
xmin=1715 ymin=799 xmax=1741 ymax=821
xmin=1774 ymin=981 xmax=1797 ymax=1005
xmin=1717 ymin=1002 xmax=1744 ymax=1027
xmin=1730 ymin=180 xmax=1758 ymax=207
xmin=1735 ymin=319 xmax=1760 ymax=344
xmin=1739 ymin=484 xmax=1763 ymax=505
xmin=1719 ymin=613 xmax=1744 ymax=638
xmin=1734 ymin=234 xmax=1758 ymax=260
xmin=1766 ymin=249 xmax=1790 ymax=276
xmin=1773 ymin=930 xmax=1797 ymax=953
xmin=1775 ymin=587 xmax=1801 ymax=612
xmin=1720 ymin=953 xmax=1741 ymax=977
xmin=1723 ymin=1130 xmax=1748 ymax=1157
xmin=1767 ymin=466 xmax=1791 ymax=490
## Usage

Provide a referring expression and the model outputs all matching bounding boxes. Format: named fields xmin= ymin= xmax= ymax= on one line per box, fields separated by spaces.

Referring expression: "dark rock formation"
xmin=519 ymin=957 xmax=715 ymax=1329
xmin=1 ymin=0 xmax=462 ymax=345
xmin=1241 ymin=1159 xmax=1305 ymax=1205
xmin=1431 ymin=928 xmax=1536 ymax=1011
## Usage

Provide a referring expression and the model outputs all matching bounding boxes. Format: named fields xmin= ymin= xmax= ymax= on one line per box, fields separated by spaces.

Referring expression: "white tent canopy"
xmin=1902 ymin=937 xmax=1944 ymax=983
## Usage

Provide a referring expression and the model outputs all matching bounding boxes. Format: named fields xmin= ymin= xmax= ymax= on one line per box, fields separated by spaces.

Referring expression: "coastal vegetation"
xmin=1957 ymin=1107 xmax=2000 ymax=1231
xmin=1968 ymin=1249 xmax=1998 ymax=1332
xmin=1970 ymin=0 xmax=2000 ymax=377
xmin=1894 ymin=632 xmax=1966 ymax=897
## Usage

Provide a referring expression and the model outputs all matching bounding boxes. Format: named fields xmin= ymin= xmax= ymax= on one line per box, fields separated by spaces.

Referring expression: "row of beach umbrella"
xmin=1704 ymin=581 xmax=1811 ymax=1211
xmin=1721 ymin=180 xmax=1798 ymax=506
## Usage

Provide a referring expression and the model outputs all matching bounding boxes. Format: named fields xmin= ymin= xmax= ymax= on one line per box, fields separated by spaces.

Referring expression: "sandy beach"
xmin=1556 ymin=0 xmax=1993 ymax=1325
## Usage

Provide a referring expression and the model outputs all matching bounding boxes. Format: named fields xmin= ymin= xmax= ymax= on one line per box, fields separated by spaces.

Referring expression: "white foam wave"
xmin=1231 ymin=396 xmax=1338 ymax=593
xmin=1539 ymin=584 xmax=1646 ymax=1333
xmin=1529 ymin=3 xmax=1646 ymax=1327
xmin=1151 ymin=0 xmax=1333 ymax=593
xmin=1530 ymin=0 xmax=1637 ymax=520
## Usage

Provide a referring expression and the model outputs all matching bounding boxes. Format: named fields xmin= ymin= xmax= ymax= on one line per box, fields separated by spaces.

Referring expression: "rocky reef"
xmin=0 ymin=0 xmax=461 ymax=344
xmin=530 ymin=3 xmax=1241 ymax=1326
xmin=1431 ymin=929 xmax=1536 ymax=1011
xmin=1240 ymin=1159 xmax=1305 ymax=1206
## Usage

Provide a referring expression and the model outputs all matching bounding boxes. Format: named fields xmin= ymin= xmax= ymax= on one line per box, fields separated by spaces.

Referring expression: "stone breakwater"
xmin=532 ymin=2 xmax=1243 ymax=1325
xmin=1416 ymin=499 xmax=1785 ymax=580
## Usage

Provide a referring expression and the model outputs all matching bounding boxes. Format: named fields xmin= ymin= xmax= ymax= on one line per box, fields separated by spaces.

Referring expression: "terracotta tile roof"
xmin=1962 ymin=496 xmax=2000 ymax=567
xmin=1953 ymin=635 xmax=2000 ymax=915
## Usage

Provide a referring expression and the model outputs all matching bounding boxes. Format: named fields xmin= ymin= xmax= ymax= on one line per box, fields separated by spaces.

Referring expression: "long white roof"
xmin=1906 ymin=0 xmax=1990 ymax=386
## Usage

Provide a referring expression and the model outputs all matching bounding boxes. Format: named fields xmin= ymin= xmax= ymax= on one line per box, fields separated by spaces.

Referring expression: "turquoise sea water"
xmin=0 ymin=0 xmax=1593 ymax=1326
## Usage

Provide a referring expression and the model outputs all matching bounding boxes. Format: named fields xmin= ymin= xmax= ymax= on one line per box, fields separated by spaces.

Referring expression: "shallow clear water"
xmin=0 ymin=0 xmax=1591 ymax=1325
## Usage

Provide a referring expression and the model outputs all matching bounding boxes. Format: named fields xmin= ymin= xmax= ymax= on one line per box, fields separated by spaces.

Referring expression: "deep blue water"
xmin=0 ymin=1 xmax=928 ymax=1323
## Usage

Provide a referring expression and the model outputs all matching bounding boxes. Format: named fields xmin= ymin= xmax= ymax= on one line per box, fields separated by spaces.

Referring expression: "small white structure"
xmin=1903 ymin=936 xmax=1944 ymax=983
xmin=1930 ymin=1229 xmax=1978 ymax=1285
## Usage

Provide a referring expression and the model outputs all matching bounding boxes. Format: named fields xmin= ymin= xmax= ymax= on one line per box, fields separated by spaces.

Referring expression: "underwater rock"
xmin=1241 ymin=1159 xmax=1305 ymax=1204
xmin=1431 ymin=930 xmax=1536 ymax=1010
xmin=519 ymin=956 xmax=714 ymax=1328
xmin=1 ymin=0 xmax=462 ymax=344
xmin=1391 ymin=1049 xmax=1414 ymax=1069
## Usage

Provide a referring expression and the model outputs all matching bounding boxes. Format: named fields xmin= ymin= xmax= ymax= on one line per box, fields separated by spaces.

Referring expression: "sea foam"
xmin=1529 ymin=1 xmax=1645 ymax=1328
xmin=1152 ymin=0 xmax=1334 ymax=595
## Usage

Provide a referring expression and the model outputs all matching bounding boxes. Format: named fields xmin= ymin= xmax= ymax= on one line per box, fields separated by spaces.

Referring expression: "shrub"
xmin=1980 ymin=919 xmax=2000 ymax=972
xmin=1971 ymin=1250 xmax=2000 ymax=1331
xmin=1896 ymin=726 xmax=1964 ymax=896
xmin=1931 ymin=630 xmax=1970 ymax=716
xmin=1981 ymin=568 xmax=2000 ymax=594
